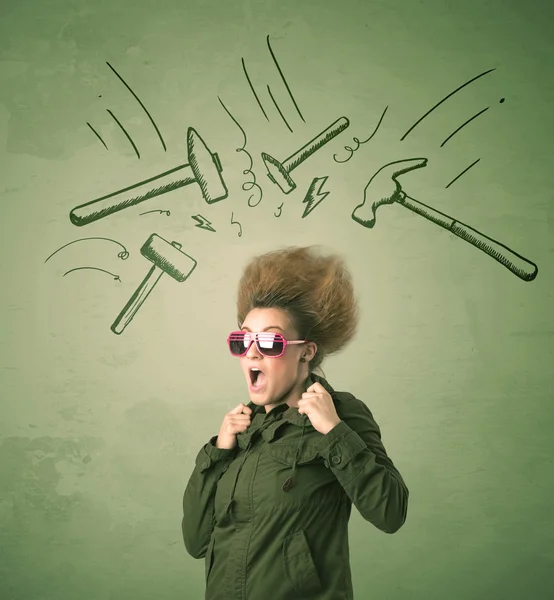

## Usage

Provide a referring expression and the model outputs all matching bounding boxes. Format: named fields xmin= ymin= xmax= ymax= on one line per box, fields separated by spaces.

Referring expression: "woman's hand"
xmin=297 ymin=382 xmax=341 ymax=435
xmin=216 ymin=403 xmax=252 ymax=449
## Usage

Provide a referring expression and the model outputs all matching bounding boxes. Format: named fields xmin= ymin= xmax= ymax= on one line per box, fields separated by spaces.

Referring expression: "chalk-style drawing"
xmin=218 ymin=97 xmax=263 ymax=207
xmin=445 ymin=158 xmax=480 ymax=188
xmin=106 ymin=61 xmax=167 ymax=151
xmin=261 ymin=117 xmax=349 ymax=194
xmin=400 ymin=68 xmax=496 ymax=141
xmin=267 ymin=85 xmax=293 ymax=133
xmin=333 ymin=106 xmax=388 ymax=164
xmin=192 ymin=214 xmax=216 ymax=232
xmin=63 ymin=267 xmax=121 ymax=281
xmin=266 ymin=35 xmax=305 ymax=123
xmin=241 ymin=57 xmax=270 ymax=122
xmin=69 ymin=127 xmax=227 ymax=226
xmin=231 ymin=212 xmax=242 ymax=237
xmin=274 ymin=202 xmax=284 ymax=218
xmin=301 ymin=176 xmax=330 ymax=218
xmin=106 ymin=108 xmax=140 ymax=159
xmin=87 ymin=122 xmax=109 ymax=150
xmin=111 ymin=233 xmax=197 ymax=335
xmin=139 ymin=209 xmax=171 ymax=217
xmin=44 ymin=237 xmax=130 ymax=263
xmin=351 ymin=158 xmax=538 ymax=282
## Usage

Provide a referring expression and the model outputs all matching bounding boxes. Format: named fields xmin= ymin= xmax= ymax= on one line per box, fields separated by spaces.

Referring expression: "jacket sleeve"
xmin=314 ymin=394 xmax=409 ymax=534
xmin=182 ymin=436 xmax=238 ymax=558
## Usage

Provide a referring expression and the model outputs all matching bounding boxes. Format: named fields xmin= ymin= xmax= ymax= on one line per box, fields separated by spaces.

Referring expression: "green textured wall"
xmin=1 ymin=0 xmax=553 ymax=598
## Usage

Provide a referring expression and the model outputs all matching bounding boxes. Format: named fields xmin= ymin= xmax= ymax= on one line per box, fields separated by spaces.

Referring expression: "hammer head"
xmin=141 ymin=233 xmax=197 ymax=282
xmin=261 ymin=152 xmax=296 ymax=194
xmin=187 ymin=128 xmax=228 ymax=204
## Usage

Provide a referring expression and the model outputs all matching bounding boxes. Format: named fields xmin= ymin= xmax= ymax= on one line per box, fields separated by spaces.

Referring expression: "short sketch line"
xmin=266 ymin=34 xmax=305 ymax=123
xmin=334 ymin=106 xmax=388 ymax=163
xmin=63 ymin=266 xmax=121 ymax=281
xmin=241 ymin=57 xmax=270 ymax=122
xmin=111 ymin=234 xmax=197 ymax=335
xmin=191 ymin=214 xmax=216 ymax=232
xmin=139 ymin=209 xmax=171 ymax=216
xmin=218 ymin=96 xmax=263 ymax=207
xmin=302 ymin=176 xmax=330 ymax=218
xmin=106 ymin=61 xmax=167 ymax=151
xmin=441 ymin=107 xmax=490 ymax=147
xmin=69 ymin=127 xmax=227 ymax=226
xmin=351 ymin=157 xmax=537 ymax=281
xmin=231 ymin=212 xmax=243 ymax=237
xmin=446 ymin=158 xmax=480 ymax=188
xmin=400 ymin=68 xmax=496 ymax=141
xmin=274 ymin=202 xmax=284 ymax=218
xmin=87 ymin=122 xmax=109 ymax=150
xmin=261 ymin=116 xmax=349 ymax=194
xmin=106 ymin=109 xmax=140 ymax=159
xmin=267 ymin=85 xmax=293 ymax=133
xmin=45 ymin=237 xmax=130 ymax=263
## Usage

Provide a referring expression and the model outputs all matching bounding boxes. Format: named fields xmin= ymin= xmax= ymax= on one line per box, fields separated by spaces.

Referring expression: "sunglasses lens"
xmin=228 ymin=333 xmax=284 ymax=356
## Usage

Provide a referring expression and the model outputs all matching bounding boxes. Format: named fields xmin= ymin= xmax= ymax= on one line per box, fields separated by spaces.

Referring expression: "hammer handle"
xmin=70 ymin=164 xmax=195 ymax=226
xmin=400 ymin=194 xmax=538 ymax=281
xmin=111 ymin=264 xmax=164 ymax=334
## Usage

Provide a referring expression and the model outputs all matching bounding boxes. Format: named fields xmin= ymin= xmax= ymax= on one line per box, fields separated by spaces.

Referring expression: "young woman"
xmin=182 ymin=245 xmax=409 ymax=600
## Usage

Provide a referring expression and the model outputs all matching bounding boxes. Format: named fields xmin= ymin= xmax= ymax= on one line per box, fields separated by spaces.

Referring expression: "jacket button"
xmin=282 ymin=477 xmax=294 ymax=491
xmin=331 ymin=455 xmax=341 ymax=465
xmin=201 ymin=461 xmax=209 ymax=469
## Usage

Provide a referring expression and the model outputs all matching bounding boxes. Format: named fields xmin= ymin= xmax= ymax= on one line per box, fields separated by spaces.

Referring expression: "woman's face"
xmin=239 ymin=307 xmax=315 ymax=412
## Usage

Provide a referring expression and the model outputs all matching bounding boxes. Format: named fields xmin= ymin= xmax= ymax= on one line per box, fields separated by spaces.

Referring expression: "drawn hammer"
xmin=70 ymin=128 xmax=227 ymax=226
xmin=351 ymin=158 xmax=538 ymax=281
xmin=111 ymin=233 xmax=197 ymax=334
xmin=261 ymin=117 xmax=349 ymax=194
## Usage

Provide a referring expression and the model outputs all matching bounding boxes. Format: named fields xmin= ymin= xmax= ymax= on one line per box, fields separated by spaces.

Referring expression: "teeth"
xmin=251 ymin=368 xmax=261 ymax=371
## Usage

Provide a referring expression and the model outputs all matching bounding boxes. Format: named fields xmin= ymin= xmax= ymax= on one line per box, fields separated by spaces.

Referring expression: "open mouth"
xmin=249 ymin=368 xmax=266 ymax=388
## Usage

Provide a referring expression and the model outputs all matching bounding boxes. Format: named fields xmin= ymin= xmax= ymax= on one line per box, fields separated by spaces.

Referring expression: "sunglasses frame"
xmin=227 ymin=331 xmax=308 ymax=358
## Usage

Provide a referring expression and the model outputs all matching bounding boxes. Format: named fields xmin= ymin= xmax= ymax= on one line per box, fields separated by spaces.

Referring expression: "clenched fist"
xmin=215 ymin=403 xmax=253 ymax=449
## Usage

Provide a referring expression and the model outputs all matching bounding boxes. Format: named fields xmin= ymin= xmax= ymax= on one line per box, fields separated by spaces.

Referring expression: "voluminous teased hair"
xmin=236 ymin=245 xmax=359 ymax=376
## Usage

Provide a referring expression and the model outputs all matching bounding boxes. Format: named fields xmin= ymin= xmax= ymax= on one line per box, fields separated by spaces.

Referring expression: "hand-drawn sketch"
xmin=139 ymin=209 xmax=171 ymax=217
xmin=400 ymin=68 xmax=496 ymax=141
xmin=351 ymin=158 xmax=538 ymax=281
xmin=241 ymin=35 xmax=305 ymax=131
xmin=261 ymin=117 xmax=349 ymax=194
xmin=191 ymin=214 xmax=216 ymax=232
xmin=274 ymin=202 xmax=284 ymax=218
xmin=230 ymin=212 xmax=242 ymax=237
xmin=218 ymin=97 xmax=263 ymax=207
xmin=63 ymin=267 xmax=121 ymax=281
xmin=301 ymin=176 xmax=330 ymax=218
xmin=44 ymin=237 xmax=130 ymax=262
xmin=445 ymin=158 xmax=481 ymax=188
xmin=333 ymin=107 xmax=388 ymax=164
xmin=441 ymin=98 xmax=504 ymax=147
xmin=111 ymin=233 xmax=197 ymax=335
xmin=69 ymin=128 xmax=227 ymax=226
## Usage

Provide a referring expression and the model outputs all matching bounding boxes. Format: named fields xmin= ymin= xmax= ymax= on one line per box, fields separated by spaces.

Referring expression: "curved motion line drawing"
xmin=63 ymin=267 xmax=121 ymax=281
xmin=106 ymin=109 xmax=140 ymax=159
xmin=69 ymin=127 xmax=227 ymax=226
xmin=218 ymin=96 xmax=263 ymax=207
xmin=87 ymin=122 xmax=109 ymax=150
xmin=446 ymin=159 xmax=480 ymax=188
xmin=231 ymin=213 xmax=242 ymax=237
xmin=262 ymin=117 xmax=349 ymax=194
xmin=45 ymin=237 xmax=130 ymax=262
xmin=140 ymin=209 xmax=171 ymax=216
xmin=106 ymin=61 xmax=167 ymax=151
xmin=111 ymin=233 xmax=197 ymax=335
xmin=351 ymin=158 xmax=538 ymax=281
xmin=400 ymin=68 xmax=496 ymax=141
xmin=334 ymin=106 xmax=388 ymax=163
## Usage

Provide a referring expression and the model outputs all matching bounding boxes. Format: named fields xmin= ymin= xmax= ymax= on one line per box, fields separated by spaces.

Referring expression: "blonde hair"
xmin=236 ymin=245 xmax=359 ymax=376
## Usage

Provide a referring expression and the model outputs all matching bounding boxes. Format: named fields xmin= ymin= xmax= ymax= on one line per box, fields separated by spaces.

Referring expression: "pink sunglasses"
xmin=227 ymin=331 xmax=307 ymax=358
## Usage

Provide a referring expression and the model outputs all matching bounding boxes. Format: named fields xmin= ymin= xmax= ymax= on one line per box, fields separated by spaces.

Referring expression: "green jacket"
xmin=182 ymin=373 xmax=409 ymax=599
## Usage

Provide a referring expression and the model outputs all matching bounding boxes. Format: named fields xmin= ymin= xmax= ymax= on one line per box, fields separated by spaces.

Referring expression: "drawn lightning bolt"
xmin=191 ymin=214 xmax=216 ymax=232
xmin=301 ymin=176 xmax=330 ymax=218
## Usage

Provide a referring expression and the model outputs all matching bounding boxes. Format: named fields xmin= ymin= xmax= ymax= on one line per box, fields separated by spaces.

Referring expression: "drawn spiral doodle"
xmin=218 ymin=96 xmax=263 ymax=207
